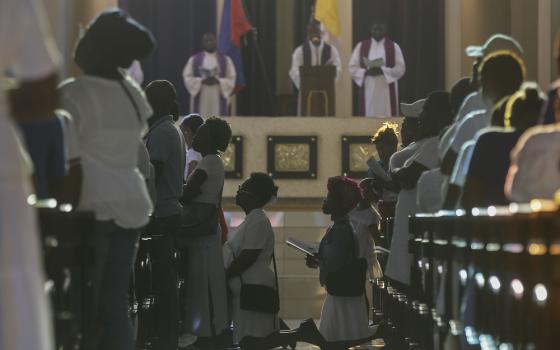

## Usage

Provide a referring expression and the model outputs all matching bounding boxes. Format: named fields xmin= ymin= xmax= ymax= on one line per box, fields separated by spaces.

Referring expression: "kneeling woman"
xmin=306 ymin=176 xmax=377 ymax=348
xmin=224 ymin=173 xmax=322 ymax=349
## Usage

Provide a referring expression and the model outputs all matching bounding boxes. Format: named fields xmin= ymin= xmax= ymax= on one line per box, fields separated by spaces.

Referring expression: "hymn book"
xmin=362 ymin=57 xmax=385 ymax=69
xmin=286 ymin=237 xmax=319 ymax=256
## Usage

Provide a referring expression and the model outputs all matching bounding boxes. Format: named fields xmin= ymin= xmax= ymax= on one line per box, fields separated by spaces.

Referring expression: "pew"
xmin=376 ymin=201 xmax=560 ymax=350
xmin=37 ymin=201 xmax=96 ymax=349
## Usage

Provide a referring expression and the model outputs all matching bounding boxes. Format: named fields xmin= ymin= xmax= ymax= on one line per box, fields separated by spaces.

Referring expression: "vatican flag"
xmin=315 ymin=0 xmax=340 ymax=37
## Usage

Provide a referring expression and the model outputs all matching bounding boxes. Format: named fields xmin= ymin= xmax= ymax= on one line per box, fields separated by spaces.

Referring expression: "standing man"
xmin=349 ymin=22 xmax=406 ymax=117
xmin=183 ymin=33 xmax=236 ymax=117
xmin=144 ymin=80 xmax=186 ymax=350
xmin=289 ymin=21 xmax=341 ymax=112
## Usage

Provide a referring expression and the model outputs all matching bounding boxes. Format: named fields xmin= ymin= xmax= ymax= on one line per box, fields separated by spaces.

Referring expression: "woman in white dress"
xmin=224 ymin=172 xmax=324 ymax=349
xmin=181 ymin=117 xmax=231 ymax=347
xmin=306 ymin=176 xmax=379 ymax=348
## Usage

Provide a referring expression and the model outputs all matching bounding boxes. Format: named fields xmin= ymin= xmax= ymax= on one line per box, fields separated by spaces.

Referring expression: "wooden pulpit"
xmin=299 ymin=65 xmax=336 ymax=117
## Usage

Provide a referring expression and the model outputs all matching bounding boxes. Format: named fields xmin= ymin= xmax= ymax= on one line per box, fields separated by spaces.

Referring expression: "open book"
xmin=200 ymin=67 xmax=219 ymax=79
xmin=362 ymin=57 xmax=384 ymax=69
xmin=286 ymin=237 xmax=319 ymax=256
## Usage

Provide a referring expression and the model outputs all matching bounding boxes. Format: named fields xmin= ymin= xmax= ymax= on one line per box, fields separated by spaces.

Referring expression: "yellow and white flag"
xmin=314 ymin=0 xmax=340 ymax=38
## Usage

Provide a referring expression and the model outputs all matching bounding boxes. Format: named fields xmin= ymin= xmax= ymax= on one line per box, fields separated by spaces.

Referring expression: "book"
xmin=286 ymin=237 xmax=319 ymax=256
xmin=200 ymin=67 xmax=219 ymax=79
xmin=362 ymin=57 xmax=384 ymax=69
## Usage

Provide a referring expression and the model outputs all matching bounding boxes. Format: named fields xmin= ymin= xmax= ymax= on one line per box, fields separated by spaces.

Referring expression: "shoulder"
xmin=332 ymin=220 xmax=353 ymax=236
xmin=200 ymin=154 xmax=223 ymax=166
xmin=58 ymin=77 xmax=84 ymax=95
xmin=517 ymin=125 xmax=560 ymax=152
xmin=456 ymin=110 xmax=487 ymax=133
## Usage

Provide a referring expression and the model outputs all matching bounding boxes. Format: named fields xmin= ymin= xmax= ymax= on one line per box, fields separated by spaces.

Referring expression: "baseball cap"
xmin=465 ymin=34 xmax=524 ymax=58
xmin=400 ymin=99 xmax=426 ymax=118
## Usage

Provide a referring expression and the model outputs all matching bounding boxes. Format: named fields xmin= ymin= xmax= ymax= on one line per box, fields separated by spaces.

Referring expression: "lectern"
xmin=299 ymin=65 xmax=336 ymax=116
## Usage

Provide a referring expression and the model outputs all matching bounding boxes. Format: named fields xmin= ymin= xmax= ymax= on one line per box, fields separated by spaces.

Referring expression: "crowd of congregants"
xmin=4 ymin=1 xmax=560 ymax=350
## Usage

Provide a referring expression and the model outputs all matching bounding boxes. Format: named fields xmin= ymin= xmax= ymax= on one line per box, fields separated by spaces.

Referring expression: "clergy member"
xmin=183 ymin=32 xmax=236 ymax=116
xmin=349 ymin=22 xmax=406 ymax=117
xmin=289 ymin=22 xmax=341 ymax=92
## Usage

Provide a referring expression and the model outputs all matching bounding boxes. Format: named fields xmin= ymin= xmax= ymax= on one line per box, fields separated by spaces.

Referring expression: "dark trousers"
xmin=150 ymin=214 xmax=181 ymax=350
xmin=95 ymin=220 xmax=140 ymax=350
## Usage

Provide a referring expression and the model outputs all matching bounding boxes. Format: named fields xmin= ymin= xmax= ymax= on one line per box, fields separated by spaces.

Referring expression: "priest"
xmin=182 ymin=32 xmax=236 ymax=116
xmin=289 ymin=21 xmax=341 ymax=107
xmin=349 ymin=22 xmax=406 ymax=117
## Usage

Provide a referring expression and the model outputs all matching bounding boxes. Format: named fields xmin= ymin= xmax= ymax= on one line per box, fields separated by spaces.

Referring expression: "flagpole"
xmin=240 ymin=0 xmax=276 ymax=115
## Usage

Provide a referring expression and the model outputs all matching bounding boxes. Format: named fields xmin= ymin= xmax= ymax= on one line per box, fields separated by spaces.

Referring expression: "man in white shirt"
xmin=289 ymin=22 xmax=341 ymax=115
xmin=183 ymin=33 xmax=236 ymax=117
xmin=349 ymin=22 xmax=406 ymax=117
xmin=1 ymin=0 xmax=61 ymax=349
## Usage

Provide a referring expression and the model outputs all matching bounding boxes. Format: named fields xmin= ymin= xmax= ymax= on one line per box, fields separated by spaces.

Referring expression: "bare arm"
xmin=226 ymin=249 xmax=262 ymax=280
xmin=181 ymin=168 xmax=208 ymax=203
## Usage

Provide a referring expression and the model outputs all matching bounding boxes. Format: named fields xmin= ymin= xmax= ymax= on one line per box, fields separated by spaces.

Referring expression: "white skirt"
xmin=319 ymin=293 xmax=373 ymax=342
xmin=229 ymin=288 xmax=279 ymax=343
xmin=184 ymin=231 xmax=229 ymax=337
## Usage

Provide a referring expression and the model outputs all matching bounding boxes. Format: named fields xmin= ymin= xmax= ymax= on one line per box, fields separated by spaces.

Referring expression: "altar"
xmin=222 ymin=117 xmax=401 ymax=208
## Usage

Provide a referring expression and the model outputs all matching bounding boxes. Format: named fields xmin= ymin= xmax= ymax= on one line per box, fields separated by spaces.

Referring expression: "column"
xmin=336 ymin=0 xmax=352 ymax=117
xmin=538 ymin=0 xmax=552 ymax=87
xmin=445 ymin=0 xmax=463 ymax=89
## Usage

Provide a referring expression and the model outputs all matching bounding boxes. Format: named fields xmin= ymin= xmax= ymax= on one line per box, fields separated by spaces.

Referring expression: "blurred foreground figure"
xmin=0 ymin=0 xmax=61 ymax=349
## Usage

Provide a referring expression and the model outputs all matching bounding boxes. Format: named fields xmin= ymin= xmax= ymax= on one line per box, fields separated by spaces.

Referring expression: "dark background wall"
xmin=120 ymin=0 xmax=445 ymax=116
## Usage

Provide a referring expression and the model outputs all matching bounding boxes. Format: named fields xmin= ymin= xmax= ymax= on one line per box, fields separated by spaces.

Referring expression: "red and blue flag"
xmin=219 ymin=0 xmax=252 ymax=93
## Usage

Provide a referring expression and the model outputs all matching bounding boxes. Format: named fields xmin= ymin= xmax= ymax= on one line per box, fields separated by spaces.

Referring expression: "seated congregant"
xmin=386 ymin=91 xmax=453 ymax=286
xmin=440 ymin=35 xmax=525 ymax=173
xmin=505 ymin=88 xmax=560 ymax=202
xmin=461 ymin=83 xmax=544 ymax=209
xmin=367 ymin=122 xmax=399 ymax=202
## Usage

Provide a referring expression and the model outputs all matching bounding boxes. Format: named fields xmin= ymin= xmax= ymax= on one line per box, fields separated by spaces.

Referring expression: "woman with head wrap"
xmin=306 ymin=176 xmax=379 ymax=347
xmin=58 ymin=9 xmax=155 ymax=350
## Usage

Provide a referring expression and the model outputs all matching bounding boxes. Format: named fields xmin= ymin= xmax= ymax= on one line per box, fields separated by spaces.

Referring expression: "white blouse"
xmin=224 ymin=209 xmax=276 ymax=288
xmin=59 ymin=75 xmax=153 ymax=228
xmin=190 ymin=154 xmax=224 ymax=205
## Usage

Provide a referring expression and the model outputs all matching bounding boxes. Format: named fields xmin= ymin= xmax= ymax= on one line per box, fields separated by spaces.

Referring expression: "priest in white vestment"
xmin=289 ymin=22 xmax=341 ymax=92
xmin=349 ymin=22 xmax=405 ymax=117
xmin=183 ymin=33 xmax=236 ymax=117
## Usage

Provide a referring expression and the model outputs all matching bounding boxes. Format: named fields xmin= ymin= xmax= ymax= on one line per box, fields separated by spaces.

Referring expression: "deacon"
xmin=349 ymin=22 xmax=406 ymax=117
xmin=289 ymin=21 xmax=341 ymax=97
xmin=183 ymin=32 xmax=236 ymax=116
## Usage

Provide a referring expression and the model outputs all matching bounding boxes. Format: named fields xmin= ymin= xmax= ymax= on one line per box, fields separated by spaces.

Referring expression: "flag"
xmin=314 ymin=0 xmax=340 ymax=37
xmin=219 ymin=0 xmax=252 ymax=92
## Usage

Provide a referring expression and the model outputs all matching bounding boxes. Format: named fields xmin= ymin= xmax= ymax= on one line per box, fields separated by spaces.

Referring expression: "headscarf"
xmin=75 ymin=9 xmax=155 ymax=72
xmin=327 ymin=176 xmax=363 ymax=213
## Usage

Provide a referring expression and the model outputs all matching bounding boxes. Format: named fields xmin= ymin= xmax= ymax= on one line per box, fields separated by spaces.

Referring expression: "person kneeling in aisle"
xmin=306 ymin=176 xmax=383 ymax=349
xmin=223 ymin=172 xmax=323 ymax=349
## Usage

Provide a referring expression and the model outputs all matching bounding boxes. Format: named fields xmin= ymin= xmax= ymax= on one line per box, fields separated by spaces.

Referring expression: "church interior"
xmin=4 ymin=0 xmax=560 ymax=349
